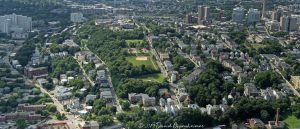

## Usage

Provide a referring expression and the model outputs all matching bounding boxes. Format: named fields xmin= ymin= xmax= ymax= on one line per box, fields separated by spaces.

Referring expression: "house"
xmin=128 ymin=93 xmax=143 ymax=103
xmin=159 ymin=98 xmax=166 ymax=107
xmin=166 ymin=98 xmax=175 ymax=105
xmin=182 ymin=68 xmax=202 ymax=83
xmin=206 ymin=104 xmax=221 ymax=116
xmin=100 ymin=91 xmax=114 ymax=103
xmin=158 ymin=88 xmax=169 ymax=96
xmin=142 ymin=95 xmax=156 ymax=107
xmin=128 ymin=93 xmax=156 ymax=106
xmin=68 ymin=98 xmax=80 ymax=109
xmin=244 ymin=83 xmax=259 ymax=97
xmin=191 ymin=56 xmax=203 ymax=67
xmin=86 ymin=94 xmax=97 ymax=102
xmin=159 ymin=53 xmax=170 ymax=61
xmin=80 ymin=121 xmax=99 ymax=129
xmin=164 ymin=60 xmax=173 ymax=71
xmin=248 ymin=118 xmax=265 ymax=129
xmin=147 ymin=36 xmax=160 ymax=45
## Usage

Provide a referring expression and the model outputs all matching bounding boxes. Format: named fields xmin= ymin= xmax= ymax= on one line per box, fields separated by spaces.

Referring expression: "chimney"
xmin=275 ymin=108 xmax=280 ymax=126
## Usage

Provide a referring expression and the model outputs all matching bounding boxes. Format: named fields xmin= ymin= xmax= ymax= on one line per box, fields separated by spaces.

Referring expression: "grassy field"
xmin=135 ymin=73 xmax=165 ymax=83
xmin=284 ymin=115 xmax=300 ymax=128
xmin=126 ymin=56 xmax=157 ymax=69
xmin=125 ymin=40 xmax=144 ymax=46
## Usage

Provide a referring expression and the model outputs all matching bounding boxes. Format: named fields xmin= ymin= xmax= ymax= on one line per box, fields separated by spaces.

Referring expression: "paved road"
xmin=75 ymin=58 xmax=95 ymax=86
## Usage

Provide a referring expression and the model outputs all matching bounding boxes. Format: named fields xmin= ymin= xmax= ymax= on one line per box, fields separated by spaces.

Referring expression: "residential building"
xmin=185 ymin=13 xmax=197 ymax=24
xmin=24 ymin=67 xmax=48 ymax=79
xmin=0 ymin=112 xmax=42 ymax=122
xmin=100 ymin=91 xmax=114 ymax=103
xmin=142 ymin=95 xmax=156 ymax=107
xmin=128 ymin=93 xmax=156 ymax=106
xmin=80 ymin=121 xmax=99 ymax=129
xmin=198 ymin=5 xmax=209 ymax=23
xmin=164 ymin=60 xmax=173 ymax=71
xmin=291 ymin=76 xmax=300 ymax=89
xmin=0 ymin=13 xmax=32 ymax=34
xmin=244 ymin=83 xmax=259 ymax=97
xmin=159 ymin=53 xmax=170 ymax=61
xmin=272 ymin=9 xmax=283 ymax=22
xmin=280 ymin=16 xmax=299 ymax=32
xmin=17 ymin=104 xmax=46 ymax=112
xmin=249 ymin=118 xmax=265 ymax=129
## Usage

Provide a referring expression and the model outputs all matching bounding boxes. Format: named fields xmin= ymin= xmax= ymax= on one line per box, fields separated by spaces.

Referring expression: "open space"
xmin=135 ymin=73 xmax=165 ymax=83
xmin=284 ymin=115 xmax=300 ymax=128
xmin=126 ymin=56 xmax=157 ymax=70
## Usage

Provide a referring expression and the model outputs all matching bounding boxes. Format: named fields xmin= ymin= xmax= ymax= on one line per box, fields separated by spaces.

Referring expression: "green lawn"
xmin=125 ymin=40 xmax=144 ymax=46
xmin=126 ymin=56 xmax=157 ymax=69
xmin=284 ymin=115 xmax=300 ymax=128
xmin=136 ymin=73 xmax=165 ymax=83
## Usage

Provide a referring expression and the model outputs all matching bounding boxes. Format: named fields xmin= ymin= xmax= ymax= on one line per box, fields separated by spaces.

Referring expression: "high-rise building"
xmin=247 ymin=8 xmax=261 ymax=24
xmin=70 ymin=13 xmax=84 ymax=23
xmin=198 ymin=5 xmax=209 ymax=23
xmin=272 ymin=9 xmax=282 ymax=22
xmin=186 ymin=14 xmax=197 ymax=24
xmin=289 ymin=16 xmax=298 ymax=32
xmin=0 ymin=13 xmax=32 ymax=34
xmin=280 ymin=16 xmax=299 ymax=32
xmin=262 ymin=0 xmax=266 ymax=19
xmin=280 ymin=16 xmax=289 ymax=32
xmin=232 ymin=7 xmax=245 ymax=23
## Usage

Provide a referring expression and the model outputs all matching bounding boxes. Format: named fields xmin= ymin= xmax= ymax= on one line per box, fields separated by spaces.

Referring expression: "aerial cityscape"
xmin=0 ymin=0 xmax=300 ymax=129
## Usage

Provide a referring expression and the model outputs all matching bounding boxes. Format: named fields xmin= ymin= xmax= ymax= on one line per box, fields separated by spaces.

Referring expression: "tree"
xmin=97 ymin=115 xmax=113 ymax=127
xmin=16 ymin=119 xmax=28 ymax=129
xmin=56 ymin=113 xmax=67 ymax=120
xmin=260 ymin=110 xmax=270 ymax=121
xmin=292 ymin=104 xmax=300 ymax=118
xmin=46 ymin=104 xmax=57 ymax=113
xmin=121 ymin=100 xmax=130 ymax=111
xmin=254 ymin=71 xmax=281 ymax=89
xmin=173 ymin=108 xmax=215 ymax=127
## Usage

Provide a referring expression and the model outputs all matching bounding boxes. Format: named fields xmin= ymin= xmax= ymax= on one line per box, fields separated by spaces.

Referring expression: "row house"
xmin=17 ymin=104 xmax=46 ymax=112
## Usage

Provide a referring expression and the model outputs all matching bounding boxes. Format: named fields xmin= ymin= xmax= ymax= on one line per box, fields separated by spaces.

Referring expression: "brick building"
xmin=17 ymin=104 xmax=46 ymax=112
xmin=24 ymin=67 xmax=48 ymax=79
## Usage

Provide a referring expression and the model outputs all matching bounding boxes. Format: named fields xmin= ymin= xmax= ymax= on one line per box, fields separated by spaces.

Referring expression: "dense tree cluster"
xmin=145 ymin=22 xmax=176 ymax=36
xmin=152 ymin=37 xmax=170 ymax=52
xmin=117 ymin=79 xmax=168 ymax=98
xmin=83 ymin=99 xmax=115 ymax=128
xmin=229 ymin=29 xmax=247 ymax=44
xmin=170 ymin=52 xmax=195 ymax=72
xmin=50 ymin=56 xmax=80 ymax=78
xmin=49 ymin=44 xmax=80 ymax=55
xmin=254 ymin=70 xmax=282 ymax=89
xmin=185 ymin=60 xmax=238 ymax=107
